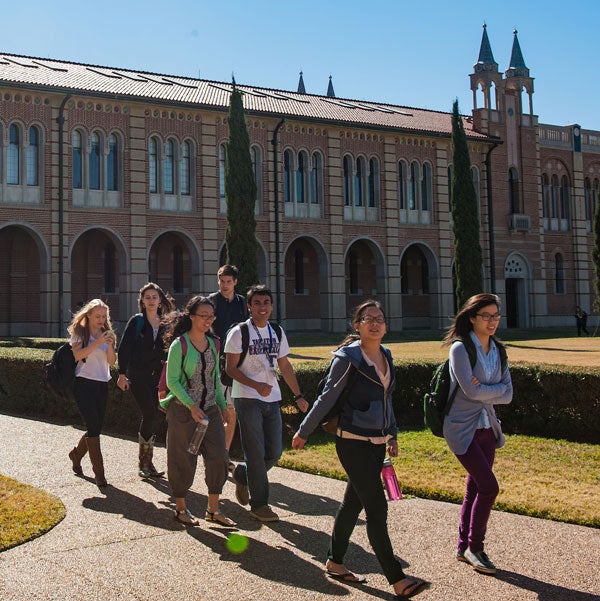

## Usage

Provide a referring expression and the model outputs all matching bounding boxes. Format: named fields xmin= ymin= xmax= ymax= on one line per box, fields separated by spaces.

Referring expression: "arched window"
xmin=585 ymin=178 xmax=593 ymax=222
xmin=471 ymin=166 xmax=480 ymax=215
xmin=26 ymin=126 xmax=39 ymax=186
xmin=550 ymin=175 xmax=559 ymax=218
xmin=283 ymin=149 xmax=294 ymax=202
xmin=348 ymin=251 xmax=358 ymax=294
xmin=294 ymin=249 xmax=304 ymax=293
xmin=251 ymin=145 xmax=262 ymax=204
xmin=163 ymin=139 xmax=175 ymax=194
xmin=560 ymin=175 xmax=570 ymax=224
xmin=103 ymin=243 xmax=115 ymax=293
xmin=219 ymin=143 xmax=227 ymax=199
xmin=541 ymin=174 xmax=550 ymax=218
xmin=555 ymin=253 xmax=565 ymax=294
xmin=343 ymin=155 xmax=352 ymax=206
xmin=7 ymin=124 xmax=20 ymax=185
xmin=296 ymin=151 xmax=307 ymax=203
xmin=73 ymin=130 xmax=83 ymax=189
xmin=447 ymin=165 xmax=453 ymax=211
xmin=309 ymin=152 xmax=323 ymax=204
xmin=180 ymin=140 xmax=191 ymax=196
xmin=409 ymin=161 xmax=419 ymax=210
xmin=354 ymin=157 xmax=366 ymax=206
xmin=398 ymin=160 xmax=407 ymax=210
xmin=422 ymin=162 xmax=432 ymax=211
xmin=173 ymin=245 xmax=183 ymax=293
xmin=89 ymin=132 xmax=101 ymax=190
xmin=149 ymin=137 xmax=158 ymax=194
xmin=107 ymin=134 xmax=119 ymax=191
xmin=508 ymin=167 xmax=519 ymax=214
xmin=368 ymin=157 xmax=379 ymax=208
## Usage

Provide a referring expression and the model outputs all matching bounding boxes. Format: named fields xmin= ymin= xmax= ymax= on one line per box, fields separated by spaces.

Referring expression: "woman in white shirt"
xmin=67 ymin=298 xmax=116 ymax=487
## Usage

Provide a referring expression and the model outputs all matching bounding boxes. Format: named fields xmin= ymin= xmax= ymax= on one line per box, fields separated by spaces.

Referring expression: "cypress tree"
xmin=592 ymin=188 xmax=600 ymax=313
xmin=450 ymin=99 xmax=483 ymax=307
xmin=225 ymin=78 xmax=258 ymax=296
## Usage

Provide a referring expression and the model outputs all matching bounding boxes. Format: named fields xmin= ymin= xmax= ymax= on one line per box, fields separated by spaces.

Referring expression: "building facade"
xmin=1 ymin=27 xmax=599 ymax=336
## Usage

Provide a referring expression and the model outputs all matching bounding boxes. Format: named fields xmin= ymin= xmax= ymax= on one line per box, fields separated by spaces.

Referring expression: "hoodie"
xmin=297 ymin=340 xmax=398 ymax=440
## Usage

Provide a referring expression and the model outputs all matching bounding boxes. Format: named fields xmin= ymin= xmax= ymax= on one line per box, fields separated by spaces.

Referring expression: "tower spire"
xmin=506 ymin=29 xmax=529 ymax=77
xmin=474 ymin=23 xmax=498 ymax=72
xmin=297 ymin=70 xmax=306 ymax=94
xmin=326 ymin=75 xmax=335 ymax=98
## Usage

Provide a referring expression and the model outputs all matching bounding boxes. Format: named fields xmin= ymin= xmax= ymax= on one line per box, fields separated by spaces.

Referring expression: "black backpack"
xmin=219 ymin=321 xmax=283 ymax=387
xmin=317 ymin=360 xmax=359 ymax=434
xmin=424 ymin=338 xmax=507 ymax=437
xmin=44 ymin=343 xmax=80 ymax=399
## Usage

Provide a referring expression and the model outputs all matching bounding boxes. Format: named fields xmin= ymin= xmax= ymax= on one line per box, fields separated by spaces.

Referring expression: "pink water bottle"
xmin=381 ymin=458 xmax=402 ymax=501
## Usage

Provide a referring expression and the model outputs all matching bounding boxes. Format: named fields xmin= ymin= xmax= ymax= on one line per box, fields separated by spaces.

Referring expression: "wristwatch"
xmin=293 ymin=393 xmax=304 ymax=401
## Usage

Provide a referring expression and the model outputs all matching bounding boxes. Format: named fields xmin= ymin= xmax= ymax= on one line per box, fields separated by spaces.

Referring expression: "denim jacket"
xmin=297 ymin=341 xmax=398 ymax=440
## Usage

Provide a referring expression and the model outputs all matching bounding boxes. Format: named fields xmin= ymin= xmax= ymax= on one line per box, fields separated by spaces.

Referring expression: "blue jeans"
xmin=233 ymin=397 xmax=282 ymax=509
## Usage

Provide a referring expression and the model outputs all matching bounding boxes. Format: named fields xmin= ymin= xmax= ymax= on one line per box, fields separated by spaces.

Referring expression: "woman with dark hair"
xmin=160 ymin=296 xmax=233 ymax=526
xmin=443 ymin=293 xmax=513 ymax=575
xmin=68 ymin=298 xmax=116 ymax=487
xmin=117 ymin=282 xmax=175 ymax=477
xmin=292 ymin=300 xmax=426 ymax=599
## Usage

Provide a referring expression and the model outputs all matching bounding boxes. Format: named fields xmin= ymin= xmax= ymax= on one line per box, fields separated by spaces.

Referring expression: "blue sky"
xmin=4 ymin=0 xmax=600 ymax=129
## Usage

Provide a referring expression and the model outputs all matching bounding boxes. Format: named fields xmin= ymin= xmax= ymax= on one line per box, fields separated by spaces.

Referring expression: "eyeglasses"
xmin=191 ymin=313 xmax=215 ymax=321
xmin=360 ymin=316 xmax=386 ymax=325
xmin=476 ymin=313 xmax=502 ymax=322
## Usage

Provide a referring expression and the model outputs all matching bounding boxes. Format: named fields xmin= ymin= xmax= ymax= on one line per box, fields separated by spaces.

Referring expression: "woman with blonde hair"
xmin=67 ymin=299 xmax=116 ymax=487
xmin=117 ymin=282 xmax=175 ymax=477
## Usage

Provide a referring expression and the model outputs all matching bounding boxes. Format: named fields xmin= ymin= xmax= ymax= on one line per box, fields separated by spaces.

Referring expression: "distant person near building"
xmin=574 ymin=306 xmax=589 ymax=336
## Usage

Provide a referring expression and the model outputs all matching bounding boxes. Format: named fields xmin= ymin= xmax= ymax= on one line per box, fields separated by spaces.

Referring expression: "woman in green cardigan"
xmin=161 ymin=296 xmax=233 ymax=527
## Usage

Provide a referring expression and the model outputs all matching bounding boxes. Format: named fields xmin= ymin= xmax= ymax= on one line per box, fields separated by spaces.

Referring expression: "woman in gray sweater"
xmin=443 ymin=293 xmax=513 ymax=575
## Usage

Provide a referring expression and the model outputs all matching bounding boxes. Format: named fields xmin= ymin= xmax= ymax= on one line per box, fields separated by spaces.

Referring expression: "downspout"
xmin=485 ymin=141 xmax=500 ymax=293
xmin=271 ymin=118 xmax=285 ymax=322
xmin=57 ymin=94 xmax=71 ymax=335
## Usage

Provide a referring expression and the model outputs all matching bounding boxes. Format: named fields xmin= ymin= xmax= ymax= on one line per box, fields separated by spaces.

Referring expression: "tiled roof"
xmin=0 ymin=52 xmax=493 ymax=140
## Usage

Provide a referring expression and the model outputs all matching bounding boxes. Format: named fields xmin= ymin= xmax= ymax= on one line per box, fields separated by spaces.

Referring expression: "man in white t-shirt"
xmin=225 ymin=285 xmax=308 ymax=522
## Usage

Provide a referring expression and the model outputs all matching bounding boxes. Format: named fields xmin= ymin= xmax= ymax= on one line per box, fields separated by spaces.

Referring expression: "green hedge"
xmin=0 ymin=348 xmax=598 ymax=443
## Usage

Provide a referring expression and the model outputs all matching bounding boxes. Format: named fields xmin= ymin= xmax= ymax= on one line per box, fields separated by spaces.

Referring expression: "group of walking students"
xmin=65 ymin=264 xmax=512 ymax=600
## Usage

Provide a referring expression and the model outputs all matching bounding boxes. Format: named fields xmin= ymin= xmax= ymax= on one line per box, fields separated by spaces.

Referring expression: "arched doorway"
xmin=400 ymin=243 xmax=438 ymax=328
xmin=71 ymin=229 xmax=125 ymax=321
xmin=345 ymin=239 xmax=385 ymax=319
xmin=283 ymin=236 xmax=330 ymax=331
xmin=149 ymin=232 xmax=195 ymax=309
xmin=504 ymin=253 xmax=530 ymax=328
xmin=0 ymin=225 xmax=43 ymax=335
xmin=218 ymin=242 xmax=268 ymax=289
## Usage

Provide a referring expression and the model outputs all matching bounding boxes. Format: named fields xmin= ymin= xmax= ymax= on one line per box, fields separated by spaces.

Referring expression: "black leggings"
xmin=130 ymin=371 xmax=161 ymax=440
xmin=73 ymin=377 xmax=108 ymax=437
xmin=329 ymin=436 xmax=406 ymax=585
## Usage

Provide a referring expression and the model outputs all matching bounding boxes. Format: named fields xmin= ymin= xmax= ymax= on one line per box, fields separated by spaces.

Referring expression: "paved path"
xmin=0 ymin=414 xmax=598 ymax=601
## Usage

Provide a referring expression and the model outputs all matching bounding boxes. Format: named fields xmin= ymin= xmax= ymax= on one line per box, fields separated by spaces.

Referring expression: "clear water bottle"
xmin=381 ymin=457 xmax=402 ymax=501
xmin=187 ymin=417 xmax=209 ymax=454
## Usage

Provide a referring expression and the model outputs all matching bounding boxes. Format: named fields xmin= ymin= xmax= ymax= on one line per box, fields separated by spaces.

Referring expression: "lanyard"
xmin=250 ymin=320 xmax=276 ymax=367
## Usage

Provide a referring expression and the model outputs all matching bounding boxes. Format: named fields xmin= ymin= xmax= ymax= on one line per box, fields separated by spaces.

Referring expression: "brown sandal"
xmin=205 ymin=511 xmax=236 ymax=527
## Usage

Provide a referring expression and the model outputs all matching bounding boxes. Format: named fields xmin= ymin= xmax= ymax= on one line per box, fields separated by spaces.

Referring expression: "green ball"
xmin=226 ymin=533 xmax=249 ymax=554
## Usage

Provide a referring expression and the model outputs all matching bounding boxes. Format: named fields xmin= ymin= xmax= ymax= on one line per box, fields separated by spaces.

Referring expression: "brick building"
xmin=1 ymin=26 xmax=599 ymax=336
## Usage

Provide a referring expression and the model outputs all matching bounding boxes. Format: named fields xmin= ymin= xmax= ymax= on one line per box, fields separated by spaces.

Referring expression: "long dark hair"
xmin=337 ymin=299 xmax=386 ymax=349
xmin=138 ymin=282 xmax=175 ymax=316
xmin=443 ymin=293 xmax=503 ymax=346
xmin=162 ymin=295 xmax=215 ymax=351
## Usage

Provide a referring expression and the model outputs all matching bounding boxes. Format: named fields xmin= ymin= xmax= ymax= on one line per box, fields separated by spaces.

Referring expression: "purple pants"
xmin=455 ymin=428 xmax=499 ymax=554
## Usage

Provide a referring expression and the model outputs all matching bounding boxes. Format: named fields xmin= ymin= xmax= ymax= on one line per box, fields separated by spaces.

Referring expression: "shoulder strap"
xmin=134 ymin=314 xmax=144 ymax=338
xmin=237 ymin=322 xmax=250 ymax=367
xmin=270 ymin=322 xmax=283 ymax=342
xmin=497 ymin=341 xmax=508 ymax=373
xmin=178 ymin=335 xmax=190 ymax=387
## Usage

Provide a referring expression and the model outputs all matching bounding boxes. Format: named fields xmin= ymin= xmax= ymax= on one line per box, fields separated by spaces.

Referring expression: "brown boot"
xmin=68 ymin=434 xmax=88 ymax=475
xmin=86 ymin=436 xmax=108 ymax=487
xmin=138 ymin=434 xmax=165 ymax=478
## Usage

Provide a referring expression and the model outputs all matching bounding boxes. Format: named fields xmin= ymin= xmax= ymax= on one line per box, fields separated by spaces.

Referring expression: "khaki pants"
xmin=166 ymin=402 xmax=228 ymax=498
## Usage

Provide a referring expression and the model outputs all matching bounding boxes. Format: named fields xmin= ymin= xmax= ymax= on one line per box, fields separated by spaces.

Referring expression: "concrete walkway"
xmin=0 ymin=413 xmax=598 ymax=601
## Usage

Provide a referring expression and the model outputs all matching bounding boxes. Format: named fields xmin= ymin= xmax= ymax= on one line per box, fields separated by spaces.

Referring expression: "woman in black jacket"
xmin=117 ymin=282 xmax=175 ymax=477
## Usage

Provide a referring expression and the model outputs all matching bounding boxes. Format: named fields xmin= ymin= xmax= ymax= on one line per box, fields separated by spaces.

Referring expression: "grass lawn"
xmin=0 ymin=474 xmax=65 ymax=552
